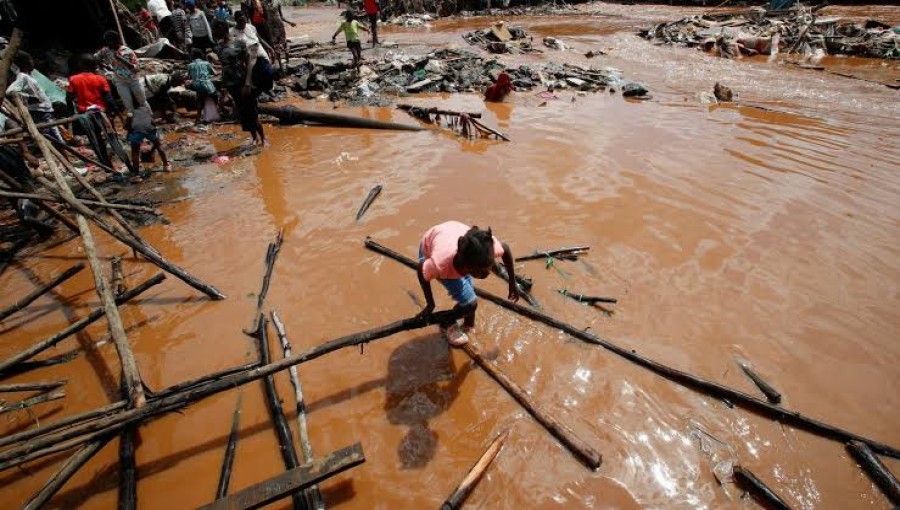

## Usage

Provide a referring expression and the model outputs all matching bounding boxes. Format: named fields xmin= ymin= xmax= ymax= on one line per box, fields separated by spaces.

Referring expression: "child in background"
xmin=331 ymin=11 xmax=368 ymax=69
xmin=125 ymin=105 xmax=171 ymax=183
xmin=416 ymin=221 xmax=520 ymax=346
xmin=187 ymin=49 xmax=217 ymax=122
xmin=8 ymin=51 xmax=65 ymax=144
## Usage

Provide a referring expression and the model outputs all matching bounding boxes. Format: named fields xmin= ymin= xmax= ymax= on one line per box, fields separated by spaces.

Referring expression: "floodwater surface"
xmin=0 ymin=3 xmax=898 ymax=509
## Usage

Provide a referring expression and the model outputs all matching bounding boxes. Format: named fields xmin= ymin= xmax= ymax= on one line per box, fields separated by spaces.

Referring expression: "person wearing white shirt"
xmin=147 ymin=0 xmax=174 ymax=41
xmin=229 ymin=11 xmax=273 ymax=95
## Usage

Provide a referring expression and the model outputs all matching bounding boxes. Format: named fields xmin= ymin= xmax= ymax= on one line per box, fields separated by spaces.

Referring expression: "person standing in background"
xmin=186 ymin=0 xmax=215 ymax=51
xmin=363 ymin=0 xmax=379 ymax=47
xmin=169 ymin=1 xmax=192 ymax=51
xmin=147 ymin=0 xmax=174 ymax=40
xmin=97 ymin=30 xmax=147 ymax=114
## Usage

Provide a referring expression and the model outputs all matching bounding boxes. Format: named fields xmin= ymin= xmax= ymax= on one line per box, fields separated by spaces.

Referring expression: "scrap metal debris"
xmin=463 ymin=21 xmax=537 ymax=54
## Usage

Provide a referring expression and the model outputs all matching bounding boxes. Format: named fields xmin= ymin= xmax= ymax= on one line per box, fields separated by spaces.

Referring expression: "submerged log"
xmin=0 ymin=380 xmax=67 ymax=393
xmin=355 ymin=184 xmax=382 ymax=222
xmin=363 ymin=238 xmax=900 ymax=459
xmin=0 ymin=263 xmax=85 ymax=322
xmin=21 ymin=436 xmax=113 ymax=510
xmin=258 ymin=105 xmax=423 ymax=132
xmin=737 ymin=361 xmax=782 ymax=404
xmin=462 ymin=339 xmax=601 ymax=470
xmin=118 ymin=425 xmax=138 ymax=510
xmin=442 ymin=430 xmax=510 ymax=510
xmin=733 ymin=465 xmax=792 ymax=510
xmin=216 ymin=393 xmax=243 ymax=499
xmin=199 ymin=443 xmax=365 ymax=510
xmin=847 ymin=441 xmax=900 ymax=505
xmin=245 ymin=230 xmax=284 ymax=336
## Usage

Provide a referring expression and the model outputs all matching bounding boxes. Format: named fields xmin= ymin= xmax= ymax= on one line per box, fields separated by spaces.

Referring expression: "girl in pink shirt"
xmin=417 ymin=221 xmax=520 ymax=346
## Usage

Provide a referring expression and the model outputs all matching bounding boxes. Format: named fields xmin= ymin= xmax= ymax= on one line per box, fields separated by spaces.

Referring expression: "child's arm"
xmin=416 ymin=261 xmax=436 ymax=316
xmin=358 ymin=23 xmax=369 ymax=33
xmin=331 ymin=26 xmax=342 ymax=42
xmin=500 ymin=242 xmax=520 ymax=302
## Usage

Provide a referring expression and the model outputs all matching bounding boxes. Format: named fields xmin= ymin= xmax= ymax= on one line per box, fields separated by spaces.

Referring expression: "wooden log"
xmin=0 ymin=380 xmax=67 ymax=393
xmin=0 ymin=274 xmax=165 ymax=376
xmin=0 ymin=389 xmax=65 ymax=415
xmin=442 ymin=430 xmax=510 ymax=510
xmin=363 ymin=238 xmax=900 ymax=459
xmin=847 ymin=441 xmax=900 ymax=505
xmin=737 ymin=361 xmax=782 ymax=405
xmin=216 ymin=393 xmax=243 ymax=499
xmin=258 ymin=105 xmax=424 ymax=132
xmin=355 ymin=184 xmax=382 ymax=222
xmin=0 ymin=168 xmax=80 ymax=234
xmin=15 ymin=95 xmax=145 ymax=408
xmin=199 ymin=443 xmax=365 ymax=510
xmin=256 ymin=315 xmax=307 ymax=510
xmin=0 ymin=262 xmax=85 ymax=322
xmin=1 ymin=351 xmax=79 ymax=378
xmin=733 ymin=465 xmax=792 ymax=510
xmin=246 ymin=230 xmax=284 ymax=336
xmin=557 ymin=289 xmax=618 ymax=305
xmin=515 ymin=246 xmax=590 ymax=262
xmin=461 ymin=339 xmax=601 ymax=470
xmin=21 ymin=436 xmax=113 ymax=510
xmin=118 ymin=425 xmax=138 ymax=510
xmin=0 ymin=309 xmax=467 ymax=471
xmin=272 ymin=310 xmax=325 ymax=510
xmin=0 ymin=190 xmax=158 ymax=214
xmin=0 ymin=29 xmax=22 ymax=107
xmin=0 ymin=114 xmax=78 ymax=139
xmin=491 ymin=262 xmax=538 ymax=308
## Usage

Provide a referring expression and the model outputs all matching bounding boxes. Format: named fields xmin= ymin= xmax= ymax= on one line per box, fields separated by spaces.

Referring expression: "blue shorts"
xmin=419 ymin=245 xmax=477 ymax=306
xmin=127 ymin=130 xmax=159 ymax=145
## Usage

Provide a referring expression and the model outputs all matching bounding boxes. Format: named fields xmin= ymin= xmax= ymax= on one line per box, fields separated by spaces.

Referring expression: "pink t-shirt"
xmin=420 ymin=221 xmax=505 ymax=281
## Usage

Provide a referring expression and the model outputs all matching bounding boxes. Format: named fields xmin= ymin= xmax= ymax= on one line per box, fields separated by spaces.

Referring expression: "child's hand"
xmin=415 ymin=302 xmax=435 ymax=321
xmin=508 ymin=286 xmax=520 ymax=302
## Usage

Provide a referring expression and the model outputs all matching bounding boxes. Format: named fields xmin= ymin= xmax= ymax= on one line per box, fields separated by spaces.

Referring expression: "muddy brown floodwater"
xmin=1 ymin=3 xmax=898 ymax=509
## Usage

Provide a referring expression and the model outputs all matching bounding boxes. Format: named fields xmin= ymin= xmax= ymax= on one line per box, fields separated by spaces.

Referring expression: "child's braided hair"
xmin=457 ymin=226 xmax=495 ymax=269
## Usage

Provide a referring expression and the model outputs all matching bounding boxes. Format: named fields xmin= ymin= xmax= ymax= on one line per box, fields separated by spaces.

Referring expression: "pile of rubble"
xmin=388 ymin=13 xmax=436 ymax=27
xmin=641 ymin=7 xmax=900 ymax=60
xmin=463 ymin=21 xmax=538 ymax=54
xmin=286 ymin=48 xmax=649 ymax=102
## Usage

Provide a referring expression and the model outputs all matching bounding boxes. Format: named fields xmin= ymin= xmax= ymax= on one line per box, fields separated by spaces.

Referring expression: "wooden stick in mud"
xmin=0 ymin=309 xmax=467 ymax=472
xmin=0 ymin=380 xmax=67 ymax=393
xmin=442 ymin=430 xmax=510 ymax=510
xmin=15 ymin=94 xmax=145 ymax=409
xmin=118 ymin=425 xmax=138 ymax=510
xmin=846 ymin=441 xmax=900 ymax=505
xmin=200 ymin=443 xmax=365 ymax=510
xmin=1 ymin=351 xmax=79 ymax=378
xmin=397 ymin=104 xmax=483 ymax=119
xmin=355 ymin=184 xmax=382 ymax=222
xmin=461 ymin=339 xmax=602 ymax=470
xmin=21 ymin=437 xmax=113 ymax=510
xmin=272 ymin=310 xmax=325 ymax=510
xmin=515 ymin=246 xmax=590 ymax=262
xmin=0 ymin=389 xmax=65 ymax=415
xmin=732 ymin=465 xmax=793 ymax=510
xmin=0 ymin=168 xmax=80 ymax=234
xmin=0 ymin=273 xmax=165 ymax=376
xmin=257 ymin=315 xmax=307 ymax=510
xmin=737 ymin=361 xmax=782 ymax=404
xmin=0 ymin=190 xmax=158 ymax=214
xmin=216 ymin=393 xmax=243 ymax=499
xmin=0 ymin=262 xmax=85 ymax=322
xmin=246 ymin=230 xmax=284 ymax=336
xmin=363 ymin=238 xmax=900 ymax=459
xmin=469 ymin=118 xmax=510 ymax=142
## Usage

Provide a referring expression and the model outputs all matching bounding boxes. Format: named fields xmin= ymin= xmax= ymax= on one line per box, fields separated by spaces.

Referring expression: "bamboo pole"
xmin=0 ymin=273 xmax=165 ymax=376
xmin=442 ymin=430 xmax=510 ymax=510
xmin=14 ymin=95 xmax=145 ymax=409
xmin=0 ymin=190 xmax=157 ymax=213
xmin=363 ymin=238 xmax=900 ymax=459
xmin=846 ymin=441 xmax=900 ymax=505
xmin=462 ymin=339 xmax=601 ymax=470
xmin=21 ymin=437 xmax=113 ymax=510
xmin=0 ymin=380 xmax=66 ymax=393
xmin=0 ymin=263 xmax=85 ymax=322
xmin=272 ymin=310 xmax=325 ymax=510
xmin=216 ymin=393 xmax=243 ymax=499
xmin=733 ymin=465 xmax=792 ymax=510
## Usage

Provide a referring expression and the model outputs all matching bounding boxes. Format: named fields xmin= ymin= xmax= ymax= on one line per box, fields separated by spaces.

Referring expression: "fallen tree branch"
xmin=0 ymin=262 xmax=85 ymax=322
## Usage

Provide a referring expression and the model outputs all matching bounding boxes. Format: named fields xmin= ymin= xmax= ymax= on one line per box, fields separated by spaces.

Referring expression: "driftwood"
xmin=0 ymin=273 xmax=165 ymax=376
xmin=557 ymin=289 xmax=617 ymax=305
xmin=0 ymin=190 xmax=158 ymax=214
xmin=216 ymin=393 xmax=243 ymax=499
xmin=462 ymin=339 xmax=601 ymax=470
xmin=0 ymin=262 xmax=85 ymax=322
xmin=363 ymin=238 xmax=900 ymax=459
xmin=246 ymin=230 xmax=284 ymax=336
xmin=733 ymin=465 xmax=793 ymax=510
xmin=0 ymin=309 xmax=466 ymax=472
xmin=272 ymin=310 xmax=325 ymax=510
xmin=199 ymin=443 xmax=365 ymax=510
xmin=256 ymin=315 xmax=306 ymax=510
xmin=0 ymin=380 xmax=67 ymax=393
xmin=737 ymin=361 xmax=782 ymax=404
xmin=442 ymin=430 xmax=510 ymax=510
xmin=258 ymin=105 xmax=423 ymax=132
xmin=0 ymin=389 xmax=65 ymax=415
xmin=118 ymin=425 xmax=138 ymax=510
xmin=355 ymin=184 xmax=382 ymax=222
xmin=516 ymin=246 xmax=589 ymax=262
xmin=846 ymin=441 xmax=900 ymax=505
xmin=21 ymin=437 xmax=113 ymax=510
xmin=491 ymin=262 xmax=538 ymax=308
xmin=1 ymin=351 xmax=79 ymax=378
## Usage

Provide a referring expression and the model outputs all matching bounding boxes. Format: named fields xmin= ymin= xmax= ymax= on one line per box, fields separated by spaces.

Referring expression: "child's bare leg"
xmin=130 ymin=144 xmax=141 ymax=174
xmin=153 ymin=139 xmax=171 ymax=171
xmin=462 ymin=304 xmax=476 ymax=329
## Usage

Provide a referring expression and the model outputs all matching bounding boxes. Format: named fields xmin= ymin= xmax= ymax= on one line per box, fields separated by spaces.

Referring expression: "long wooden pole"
xmin=0 ymin=380 xmax=67 ymax=393
xmin=0 ymin=29 xmax=22 ymax=107
xmin=21 ymin=437 xmax=113 ymax=510
xmin=363 ymin=238 xmax=900 ymax=459
xmin=118 ymin=425 xmax=138 ymax=510
xmin=14 ymin=95 xmax=145 ymax=409
xmin=442 ymin=430 xmax=510 ymax=510
xmin=847 ymin=441 xmax=900 ymax=505
xmin=246 ymin=230 xmax=284 ymax=336
xmin=107 ymin=0 xmax=126 ymax=46
xmin=216 ymin=393 xmax=243 ymax=499
xmin=0 ymin=389 xmax=65 ymax=415
xmin=0 ymin=190 xmax=157 ymax=213
xmin=0 ymin=263 xmax=85 ymax=322
xmin=733 ymin=465 xmax=793 ymax=510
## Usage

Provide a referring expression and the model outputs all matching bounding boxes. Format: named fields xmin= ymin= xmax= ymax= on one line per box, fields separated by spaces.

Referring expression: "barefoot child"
xmin=125 ymin=105 xmax=171 ymax=183
xmin=331 ymin=11 xmax=368 ymax=69
xmin=417 ymin=222 xmax=520 ymax=346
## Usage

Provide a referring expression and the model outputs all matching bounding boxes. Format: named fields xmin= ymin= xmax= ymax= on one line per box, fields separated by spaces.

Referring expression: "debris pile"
xmin=388 ymin=13 xmax=435 ymax=27
xmin=641 ymin=7 xmax=900 ymax=60
xmin=463 ymin=21 xmax=538 ymax=54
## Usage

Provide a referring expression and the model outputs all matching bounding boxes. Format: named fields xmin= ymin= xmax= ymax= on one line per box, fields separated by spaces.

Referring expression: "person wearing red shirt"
xmin=363 ymin=0 xmax=380 ymax=46
xmin=66 ymin=54 xmax=116 ymax=114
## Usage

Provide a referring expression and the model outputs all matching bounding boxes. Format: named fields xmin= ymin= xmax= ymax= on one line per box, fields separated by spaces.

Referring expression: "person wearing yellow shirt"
xmin=331 ymin=11 xmax=369 ymax=69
